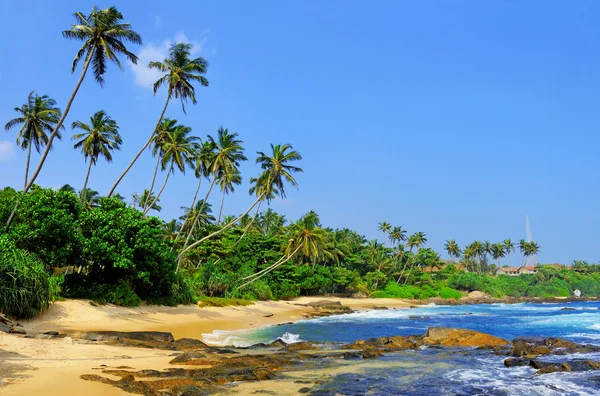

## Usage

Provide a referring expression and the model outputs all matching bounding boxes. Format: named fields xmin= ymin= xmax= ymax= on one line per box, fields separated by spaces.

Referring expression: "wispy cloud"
xmin=129 ymin=32 xmax=207 ymax=90
xmin=0 ymin=141 xmax=15 ymax=162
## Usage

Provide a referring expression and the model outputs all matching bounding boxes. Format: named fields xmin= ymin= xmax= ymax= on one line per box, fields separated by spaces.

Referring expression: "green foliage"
xmin=438 ymin=287 xmax=462 ymax=299
xmin=197 ymin=297 xmax=254 ymax=307
xmin=371 ymin=282 xmax=438 ymax=299
xmin=0 ymin=235 xmax=52 ymax=318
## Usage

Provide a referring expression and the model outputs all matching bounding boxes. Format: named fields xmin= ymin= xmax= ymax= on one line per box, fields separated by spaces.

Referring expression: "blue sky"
xmin=0 ymin=1 xmax=598 ymax=264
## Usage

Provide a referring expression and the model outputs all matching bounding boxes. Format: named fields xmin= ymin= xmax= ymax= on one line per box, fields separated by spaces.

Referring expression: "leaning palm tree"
xmin=178 ymin=127 xmax=246 ymax=253
xmin=177 ymin=143 xmax=303 ymax=267
xmin=179 ymin=200 xmax=215 ymax=235
xmin=444 ymin=239 xmax=461 ymax=262
xmin=71 ymin=110 xmax=122 ymax=203
xmin=401 ymin=232 xmax=427 ymax=284
xmin=389 ymin=226 xmax=407 ymax=247
xmin=4 ymin=92 xmax=63 ymax=189
xmin=16 ymin=6 xmax=140 ymax=203
xmin=216 ymin=167 xmax=243 ymax=223
xmin=143 ymin=124 xmax=197 ymax=215
xmin=144 ymin=118 xmax=178 ymax=209
xmin=519 ymin=239 xmax=528 ymax=266
xmin=133 ymin=189 xmax=161 ymax=212
xmin=491 ymin=242 xmax=505 ymax=267
xmin=503 ymin=239 xmax=516 ymax=267
xmin=239 ymin=213 xmax=328 ymax=289
xmin=108 ymin=43 xmax=209 ymax=196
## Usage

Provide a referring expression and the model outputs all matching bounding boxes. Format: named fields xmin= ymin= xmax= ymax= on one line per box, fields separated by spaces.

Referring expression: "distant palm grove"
xmin=2 ymin=6 xmax=599 ymax=319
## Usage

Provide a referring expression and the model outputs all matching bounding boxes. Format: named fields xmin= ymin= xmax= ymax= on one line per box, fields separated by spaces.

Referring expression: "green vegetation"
xmin=0 ymin=6 xmax=596 ymax=319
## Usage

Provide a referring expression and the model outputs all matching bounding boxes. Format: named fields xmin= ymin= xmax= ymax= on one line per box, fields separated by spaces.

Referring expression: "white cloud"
xmin=0 ymin=141 xmax=15 ymax=162
xmin=129 ymin=32 xmax=206 ymax=89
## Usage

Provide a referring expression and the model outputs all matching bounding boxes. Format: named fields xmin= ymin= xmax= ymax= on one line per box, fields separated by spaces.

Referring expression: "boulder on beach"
xmin=80 ymin=331 xmax=175 ymax=343
xmin=509 ymin=337 xmax=600 ymax=357
xmin=422 ymin=327 xmax=510 ymax=347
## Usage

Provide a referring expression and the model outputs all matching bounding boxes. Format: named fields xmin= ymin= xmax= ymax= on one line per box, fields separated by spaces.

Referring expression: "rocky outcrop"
xmin=0 ymin=313 xmax=26 ymax=335
xmin=422 ymin=327 xmax=510 ymax=347
xmin=342 ymin=335 xmax=419 ymax=351
xmin=80 ymin=331 xmax=174 ymax=343
xmin=285 ymin=341 xmax=321 ymax=351
xmin=509 ymin=337 xmax=600 ymax=358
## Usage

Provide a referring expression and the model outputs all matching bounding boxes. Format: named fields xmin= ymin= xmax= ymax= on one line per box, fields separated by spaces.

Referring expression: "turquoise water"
xmin=205 ymin=302 xmax=600 ymax=395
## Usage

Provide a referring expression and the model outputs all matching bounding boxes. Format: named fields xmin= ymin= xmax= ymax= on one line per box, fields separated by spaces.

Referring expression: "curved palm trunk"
xmin=218 ymin=190 xmax=225 ymax=223
xmin=24 ymin=143 xmax=32 ymax=190
xmin=143 ymin=164 xmax=173 ymax=215
xmin=177 ymin=176 xmax=217 ymax=259
xmin=213 ymin=202 xmax=262 ymax=266
xmin=238 ymin=243 xmax=303 ymax=289
xmin=143 ymin=155 xmax=162 ymax=210
xmin=107 ymin=92 xmax=171 ymax=198
xmin=171 ymin=177 xmax=203 ymax=252
xmin=177 ymin=195 xmax=263 ymax=266
xmin=7 ymin=55 xmax=93 ymax=230
xmin=80 ymin=159 xmax=94 ymax=204
xmin=397 ymin=249 xmax=412 ymax=284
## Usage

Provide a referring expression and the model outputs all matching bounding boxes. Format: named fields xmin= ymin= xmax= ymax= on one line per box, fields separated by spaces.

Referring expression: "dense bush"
xmin=0 ymin=235 xmax=53 ymax=318
xmin=438 ymin=287 xmax=462 ymax=299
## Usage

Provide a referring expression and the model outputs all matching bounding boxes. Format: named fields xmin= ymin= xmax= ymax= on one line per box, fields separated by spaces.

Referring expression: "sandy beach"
xmin=0 ymin=297 xmax=413 ymax=395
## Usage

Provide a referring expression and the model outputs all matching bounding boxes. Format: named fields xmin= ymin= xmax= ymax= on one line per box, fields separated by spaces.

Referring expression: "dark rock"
xmin=172 ymin=338 xmax=209 ymax=350
xmin=263 ymin=314 xmax=274 ymax=318
xmin=172 ymin=384 xmax=210 ymax=396
xmin=510 ymin=337 xmax=600 ymax=357
xmin=169 ymin=351 xmax=208 ymax=365
xmin=277 ymin=322 xmax=293 ymax=326
xmin=343 ymin=351 xmax=362 ymax=359
xmin=268 ymin=339 xmax=288 ymax=348
xmin=285 ymin=342 xmax=321 ymax=351
xmin=372 ymin=306 xmax=389 ymax=310
xmin=362 ymin=348 xmax=384 ymax=359
xmin=307 ymin=300 xmax=342 ymax=308
xmin=298 ymin=387 xmax=312 ymax=393
xmin=504 ymin=358 xmax=530 ymax=367
xmin=43 ymin=331 xmax=60 ymax=336
xmin=81 ymin=331 xmax=174 ymax=343
xmin=561 ymin=308 xmax=577 ymax=311
xmin=408 ymin=316 xmax=431 ymax=320
xmin=0 ymin=323 xmax=10 ymax=333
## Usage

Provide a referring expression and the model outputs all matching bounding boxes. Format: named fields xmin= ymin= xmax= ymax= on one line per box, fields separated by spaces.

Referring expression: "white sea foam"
xmin=590 ymin=323 xmax=600 ymax=330
xmin=280 ymin=332 xmax=302 ymax=344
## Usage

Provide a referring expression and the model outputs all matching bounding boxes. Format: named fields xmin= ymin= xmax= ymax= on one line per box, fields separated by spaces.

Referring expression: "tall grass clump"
xmin=0 ymin=235 xmax=52 ymax=318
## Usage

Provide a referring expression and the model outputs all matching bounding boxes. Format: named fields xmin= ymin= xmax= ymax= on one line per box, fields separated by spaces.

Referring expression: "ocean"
xmin=205 ymin=301 xmax=600 ymax=395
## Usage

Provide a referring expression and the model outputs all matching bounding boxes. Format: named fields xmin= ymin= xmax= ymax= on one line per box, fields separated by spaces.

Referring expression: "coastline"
xmin=1 ymin=295 xmax=596 ymax=395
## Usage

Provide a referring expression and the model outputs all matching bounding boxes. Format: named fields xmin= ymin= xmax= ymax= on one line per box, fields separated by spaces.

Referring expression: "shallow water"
xmin=205 ymin=301 xmax=600 ymax=395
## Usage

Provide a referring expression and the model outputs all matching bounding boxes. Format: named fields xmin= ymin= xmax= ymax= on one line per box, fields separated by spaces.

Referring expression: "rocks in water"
xmin=534 ymin=360 xmax=600 ymax=375
xmin=560 ymin=307 xmax=577 ymax=311
xmin=504 ymin=357 xmax=530 ymax=367
xmin=343 ymin=351 xmax=362 ymax=359
xmin=509 ymin=337 xmax=600 ymax=357
xmin=408 ymin=316 xmax=431 ymax=320
xmin=362 ymin=348 xmax=384 ymax=359
xmin=342 ymin=335 xmax=419 ymax=351
xmin=422 ymin=327 xmax=510 ymax=347
xmin=285 ymin=342 xmax=321 ymax=351
xmin=268 ymin=339 xmax=288 ymax=348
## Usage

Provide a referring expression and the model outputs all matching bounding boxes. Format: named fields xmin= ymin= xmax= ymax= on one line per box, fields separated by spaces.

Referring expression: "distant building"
xmin=519 ymin=266 xmax=538 ymax=275
xmin=496 ymin=267 xmax=520 ymax=277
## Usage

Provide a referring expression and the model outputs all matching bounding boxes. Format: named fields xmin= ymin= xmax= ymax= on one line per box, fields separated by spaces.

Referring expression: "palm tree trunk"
xmin=143 ymin=164 xmax=173 ymax=215
xmin=107 ymin=91 xmax=171 ymax=197
xmin=218 ymin=190 xmax=225 ymax=223
xmin=171 ymin=177 xmax=203 ymax=251
xmin=214 ymin=201 xmax=263 ymax=265
xmin=143 ymin=155 xmax=162 ymax=210
xmin=178 ymin=176 xmax=218 ymax=257
xmin=238 ymin=243 xmax=303 ymax=289
xmin=24 ymin=143 xmax=32 ymax=190
xmin=80 ymin=159 xmax=94 ymax=204
xmin=177 ymin=195 xmax=263 ymax=266
xmin=7 ymin=55 xmax=93 ymax=230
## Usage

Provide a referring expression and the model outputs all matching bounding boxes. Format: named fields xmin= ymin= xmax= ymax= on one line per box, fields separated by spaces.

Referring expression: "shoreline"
xmin=1 ymin=295 xmax=596 ymax=395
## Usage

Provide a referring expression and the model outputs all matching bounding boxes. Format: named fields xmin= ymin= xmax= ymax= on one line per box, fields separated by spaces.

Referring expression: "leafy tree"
xmin=72 ymin=110 xmax=122 ymax=203
xmin=4 ymin=92 xmax=63 ymax=189
xmin=133 ymin=189 xmax=161 ymax=212
xmin=444 ymin=239 xmax=461 ymax=262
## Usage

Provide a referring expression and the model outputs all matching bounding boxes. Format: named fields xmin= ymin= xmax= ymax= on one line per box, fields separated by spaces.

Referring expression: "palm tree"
xmin=217 ymin=168 xmax=242 ymax=223
xmin=71 ymin=110 xmax=122 ymax=203
xmin=80 ymin=188 xmax=101 ymax=209
xmin=523 ymin=241 xmax=541 ymax=266
xmin=108 ymin=43 xmax=209 ymax=196
xmin=444 ymin=239 xmax=461 ymax=262
xmin=389 ymin=226 xmax=407 ymax=247
xmin=503 ymin=239 xmax=515 ymax=267
xmin=143 ymin=124 xmax=197 ymax=215
xmin=178 ymin=127 xmax=246 ymax=251
xmin=16 ymin=7 xmax=140 ymax=205
xmin=402 ymin=232 xmax=427 ymax=284
xmin=377 ymin=221 xmax=391 ymax=241
xmin=144 ymin=118 xmax=178 ymax=209
xmin=4 ymin=92 xmax=63 ymax=189
xmin=519 ymin=239 xmax=528 ymax=266
xmin=239 ymin=213 xmax=328 ymax=289
xmin=179 ymin=200 xmax=215 ymax=234
xmin=259 ymin=209 xmax=286 ymax=236
xmin=133 ymin=190 xmax=161 ymax=212
xmin=58 ymin=184 xmax=76 ymax=194
xmin=177 ymin=143 xmax=303 ymax=266
xmin=491 ymin=242 xmax=505 ymax=267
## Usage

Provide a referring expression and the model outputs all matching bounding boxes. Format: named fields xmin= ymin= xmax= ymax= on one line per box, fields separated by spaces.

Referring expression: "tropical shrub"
xmin=438 ymin=287 xmax=462 ymax=299
xmin=0 ymin=235 xmax=52 ymax=318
